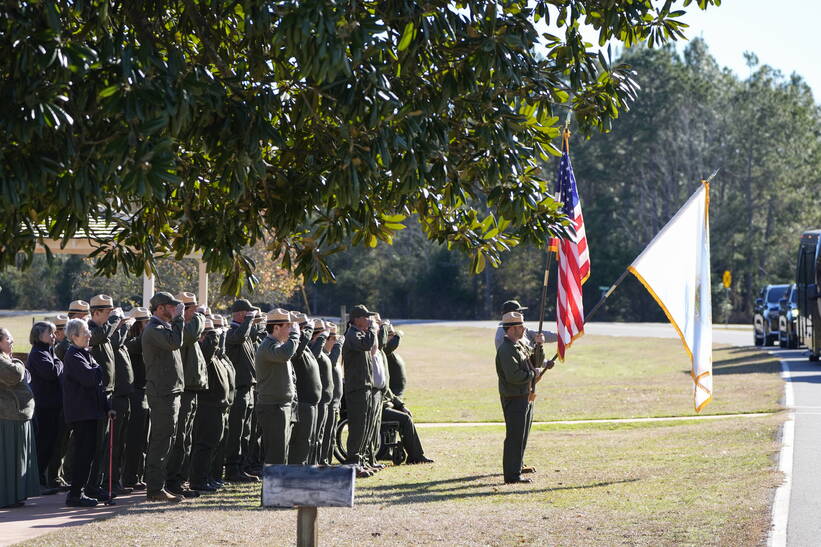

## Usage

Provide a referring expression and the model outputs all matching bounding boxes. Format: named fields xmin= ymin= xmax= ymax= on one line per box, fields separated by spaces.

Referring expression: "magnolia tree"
xmin=0 ymin=0 xmax=718 ymax=293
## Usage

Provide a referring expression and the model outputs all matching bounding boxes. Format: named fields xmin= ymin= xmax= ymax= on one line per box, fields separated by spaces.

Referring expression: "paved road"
xmin=396 ymin=319 xmax=752 ymax=347
xmin=770 ymin=348 xmax=821 ymax=547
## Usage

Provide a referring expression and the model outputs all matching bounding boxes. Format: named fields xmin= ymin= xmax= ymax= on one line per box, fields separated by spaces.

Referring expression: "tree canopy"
xmin=1 ymin=0 xmax=717 ymax=293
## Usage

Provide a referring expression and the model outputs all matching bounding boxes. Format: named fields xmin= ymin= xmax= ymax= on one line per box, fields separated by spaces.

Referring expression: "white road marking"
xmin=768 ymin=355 xmax=794 ymax=547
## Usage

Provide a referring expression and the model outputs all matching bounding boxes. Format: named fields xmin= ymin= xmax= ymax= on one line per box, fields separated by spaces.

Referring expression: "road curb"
xmin=768 ymin=354 xmax=795 ymax=547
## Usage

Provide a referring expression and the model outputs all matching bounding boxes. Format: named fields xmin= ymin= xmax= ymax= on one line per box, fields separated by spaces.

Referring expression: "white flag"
xmin=628 ymin=183 xmax=712 ymax=412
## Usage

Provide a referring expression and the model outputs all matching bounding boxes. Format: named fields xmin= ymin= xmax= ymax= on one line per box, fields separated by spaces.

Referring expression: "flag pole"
xmin=539 ymin=269 xmax=630 ymax=373
xmin=536 ymin=251 xmax=552 ymax=335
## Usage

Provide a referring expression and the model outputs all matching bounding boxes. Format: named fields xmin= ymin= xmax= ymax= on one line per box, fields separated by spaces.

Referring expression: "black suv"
xmin=778 ymin=284 xmax=800 ymax=349
xmin=754 ymin=284 xmax=790 ymax=346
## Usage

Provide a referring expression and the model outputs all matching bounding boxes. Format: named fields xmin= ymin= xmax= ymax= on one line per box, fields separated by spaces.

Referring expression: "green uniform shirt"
xmin=198 ymin=331 xmax=230 ymax=406
xmin=141 ymin=315 xmax=185 ymax=397
xmin=226 ymin=316 xmax=256 ymax=388
xmin=88 ymin=315 xmax=120 ymax=394
xmin=54 ymin=338 xmax=70 ymax=361
xmin=255 ymin=331 xmax=299 ymax=405
xmin=111 ymin=323 xmax=135 ymax=396
xmin=385 ymin=334 xmax=407 ymax=398
xmin=310 ymin=334 xmax=333 ymax=404
xmin=181 ymin=313 xmax=208 ymax=391
xmin=293 ymin=325 xmax=322 ymax=404
xmin=342 ymin=324 xmax=377 ymax=393
xmin=495 ymin=336 xmax=543 ymax=398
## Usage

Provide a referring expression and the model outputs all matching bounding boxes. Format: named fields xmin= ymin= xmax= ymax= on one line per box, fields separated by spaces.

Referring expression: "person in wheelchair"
xmin=378 ymin=319 xmax=432 ymax=465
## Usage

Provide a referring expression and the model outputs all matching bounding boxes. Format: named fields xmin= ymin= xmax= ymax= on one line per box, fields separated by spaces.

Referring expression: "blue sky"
xmin=680 ymin=0 xmax=819 ymax=97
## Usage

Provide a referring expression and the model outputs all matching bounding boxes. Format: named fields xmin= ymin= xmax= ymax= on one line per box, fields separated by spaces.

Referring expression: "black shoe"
xmin=190 ymin=483 xmax=217 ymax=492
xmin=407 ymin=457 xmax=435 ymax=465
xmin=85 ymin=488 xmax=113 ymax=502
xmin=167 ymin=485 xmax=200 ymax=498
xmin=39 ymin=484 xmax=60 ymax=495
xmin=112 ymin=485 xmax=133 ymax=496
xmin=225 ymin=471 xmax=259 ymax=483
xmin=504 ymin=477 xmax=533 ymax=484
xmin=125 ymin=482 xmax=147 ymax=491
xmin=66 ymin=494 xmax=98 ymax=507
xmin=207 ymin=480 xmax=223 ymax=490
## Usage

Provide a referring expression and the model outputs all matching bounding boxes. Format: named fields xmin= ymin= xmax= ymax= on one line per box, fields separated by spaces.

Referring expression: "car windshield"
xmin=790 ymin=288 xmax=798 ymax=304
xmin=767 ymin=286 xmax=789 ymax=304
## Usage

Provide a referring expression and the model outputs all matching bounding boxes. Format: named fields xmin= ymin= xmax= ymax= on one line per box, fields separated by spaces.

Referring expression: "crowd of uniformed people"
xmin=0 ymin=292 xmax=431 ymax=509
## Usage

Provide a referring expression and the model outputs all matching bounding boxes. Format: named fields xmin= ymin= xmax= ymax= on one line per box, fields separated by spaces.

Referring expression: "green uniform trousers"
xmin=189 ymin=402 xmax=227 ymax=486
xmin=319 ymin=405 xmax=339 ymax=465
xmin=166 ymin=391 xmax=197 ymax=488
xmin=226 ymin=385 xmax=253 ymax=474
xmin=288 ymin=402 xmax=317 ymax=465
xmin=103 ymin=394 xmax=130 ymax=488
xmin=257 ymin=403 xmax=293 ymax=465
xmin=123 ymin=389 xmax=149 ymax=486
xmin=344 ymin=389 xmax=370 ymax=465
xmin=366 ymin=389 xmax=383 ymax=465
xmin=145 ymin=393 xmax=181 ymax=493
xmin=311 ymin=403 xmax=329 ymax=465
xmin=211 ymin=408 xmax=231 ymax=481
xmin=501 ymin=396 xmax=533 ymax=482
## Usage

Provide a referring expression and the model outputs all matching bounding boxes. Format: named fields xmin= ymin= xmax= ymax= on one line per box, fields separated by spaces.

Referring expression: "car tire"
xmin=754 ymin=334 xmax=764 ymax=347
xmin=810 ymin=353 xmax=820 ymax=363
xmin=765 ymin=334 xmax=777 ymax=346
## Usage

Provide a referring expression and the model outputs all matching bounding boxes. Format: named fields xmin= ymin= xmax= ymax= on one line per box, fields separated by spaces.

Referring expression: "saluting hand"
xmin=533 ymin=332 xmax=546 ymax=345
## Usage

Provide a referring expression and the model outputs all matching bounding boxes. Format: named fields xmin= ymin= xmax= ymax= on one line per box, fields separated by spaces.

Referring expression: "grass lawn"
xmin=398 ymin=325 xmax=783 ymax=422
xmin=21 ymin=416 xmax=782 ymax=546
xmin=10 ymin=321 xmax=785 ymax=546
xmin=0 ymin=312 xmax=58 ymax=354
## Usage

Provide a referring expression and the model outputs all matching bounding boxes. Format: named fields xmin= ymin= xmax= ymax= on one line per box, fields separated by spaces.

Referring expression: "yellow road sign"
xmin=722 ymin=270 xmax=732 ymax=288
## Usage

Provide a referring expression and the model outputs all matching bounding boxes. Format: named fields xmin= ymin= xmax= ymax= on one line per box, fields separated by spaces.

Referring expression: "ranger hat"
xmin=150 ymin=291 xmax=182 ymax=310
xmin=349 ymin=304 xmax=377 ymax=319
xmin=500 ymin=311 xmax=525 ymax=327
xmin=176 ymin=292 xmax=197 ymax=306
xmin=255 ymin=313 xmax=268 ymax=324
xmin=211 ymin=315 xmax=226 ymax=328
xmin=90 ymin=294 xmax=114 ymax=310
xmin=203 ymin=318 xmax=214 ymax=331
xmin=502 ymin=300 xmax=528 ymax=313
xmin=312 ymin=319 xmax=325 ymax=332
xmin=328 ymin=322 xmax=338 ymax=335
xmin=231 ymin=298 xmax=259 ymax=313
xmin=292 ymin=312 xmax=309 ymax=325
xmin=266 ymin=308 xmax=292 ymax=325
xmin=68 ymin=300 xmax=90 ymax=314
xmin=53 ymin=314 xmax=69 ymax=329
xmin=130 ymin=307 xmax=150 ymax=320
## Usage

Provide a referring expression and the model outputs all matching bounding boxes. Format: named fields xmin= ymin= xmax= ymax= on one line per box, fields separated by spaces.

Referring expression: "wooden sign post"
xmin=262 ymin=465 xmax=356 ymax=547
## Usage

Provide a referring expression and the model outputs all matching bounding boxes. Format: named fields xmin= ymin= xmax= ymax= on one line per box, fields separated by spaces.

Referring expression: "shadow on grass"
xmin=680 ymin=349 xmax=781 ymax=376
xmin=356 ymin=477 xmax=640 ymax=506
xmin=113 ymin=476 xmax=639 ymax=513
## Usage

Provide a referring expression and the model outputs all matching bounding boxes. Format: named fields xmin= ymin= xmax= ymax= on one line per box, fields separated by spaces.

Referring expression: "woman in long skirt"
xmin=0 ymin=327 xmax=40 ymax=508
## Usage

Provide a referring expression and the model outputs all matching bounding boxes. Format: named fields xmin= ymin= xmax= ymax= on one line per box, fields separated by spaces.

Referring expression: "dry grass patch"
xmin=398 ymin=326 xmax=782 ymax=422
xmin=22 ymin=414 xmax=783 ymax=547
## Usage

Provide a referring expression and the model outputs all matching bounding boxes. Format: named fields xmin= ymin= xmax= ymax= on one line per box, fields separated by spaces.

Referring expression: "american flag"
xmin=548 ymin=136 xmax=590 ymax=360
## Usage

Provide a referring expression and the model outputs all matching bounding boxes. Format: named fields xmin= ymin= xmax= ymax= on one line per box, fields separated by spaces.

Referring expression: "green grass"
xmin=0 ymin=312 xmax=56 ymax=354
xmin=21 ymin=416 xmax=782 ymax=546
xmin=10 ymin=321 xmax=785 ymax=545
xmin=398 ymin=325 xmax=783 ymax=422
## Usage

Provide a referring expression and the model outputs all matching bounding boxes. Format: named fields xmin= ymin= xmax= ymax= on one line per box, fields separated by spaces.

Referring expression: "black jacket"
xmin=62 ymin=345 xmax=110 ymax=423
xmin=26 ymin=342 xmax=63 ymax=409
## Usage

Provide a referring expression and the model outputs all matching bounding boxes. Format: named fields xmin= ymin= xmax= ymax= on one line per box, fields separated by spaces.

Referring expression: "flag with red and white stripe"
xmin=548 ymin=138 xmax=590 ymax=360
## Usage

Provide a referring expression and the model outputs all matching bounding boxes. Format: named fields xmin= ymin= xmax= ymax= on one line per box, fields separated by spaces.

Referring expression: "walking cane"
xmin=106 ymin=414 xmax=116 ymax=506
